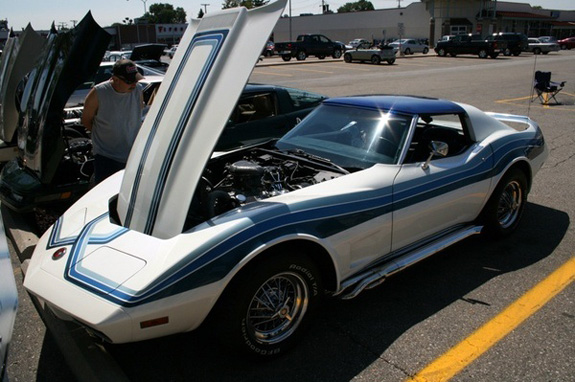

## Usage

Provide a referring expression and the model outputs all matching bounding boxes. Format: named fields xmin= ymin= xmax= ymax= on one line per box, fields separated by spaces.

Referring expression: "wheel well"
xmin=508 ymin=160 xmax=532 ymax=192
xmin=239 ymin=239 xmax=338 ymax=293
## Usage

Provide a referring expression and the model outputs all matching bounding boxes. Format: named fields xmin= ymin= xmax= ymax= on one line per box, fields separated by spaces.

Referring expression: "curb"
xmin=2 ymin=205 xmax=130 ymax=382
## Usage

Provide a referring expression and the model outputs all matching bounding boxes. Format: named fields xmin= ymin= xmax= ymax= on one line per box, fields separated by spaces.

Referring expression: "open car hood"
xmin=0 ymin=25 xmax=46 ymax=143
xmin=130 ymin=43 xmax=167 ymax=61
xmin=18 ymin=12 xmax=110 ymax=184
xmin=117 ymin=0 xmax=287 ymax=239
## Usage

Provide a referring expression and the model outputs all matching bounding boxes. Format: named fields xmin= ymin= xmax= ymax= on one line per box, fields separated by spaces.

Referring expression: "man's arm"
xmin=81 ymin=88 xmax=99 ymax=131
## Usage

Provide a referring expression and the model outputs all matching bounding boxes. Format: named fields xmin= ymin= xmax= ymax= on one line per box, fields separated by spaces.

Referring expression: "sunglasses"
xmin=117 ymin=76 xmax=138 ymax=85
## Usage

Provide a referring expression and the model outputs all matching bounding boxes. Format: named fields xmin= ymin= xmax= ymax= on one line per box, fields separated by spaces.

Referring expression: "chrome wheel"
xmin=246 ymin=272 xmax=309 ymax=345
xmin=481 ymin=168 xmax=527 ymax=238
xmin=497 ymin=180 xmax=523 ymax=229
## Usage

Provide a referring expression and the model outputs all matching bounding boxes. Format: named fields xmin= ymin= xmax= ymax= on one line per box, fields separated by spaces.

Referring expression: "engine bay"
xmin=185 ymin=146 xmax=347 ymax=229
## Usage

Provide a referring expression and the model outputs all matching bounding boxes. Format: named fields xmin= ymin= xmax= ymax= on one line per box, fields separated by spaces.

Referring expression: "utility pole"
xmin=397 ymin=0 xmax=401 ymax=8
xmin=201 ymin=4 xmax=210 ymax=13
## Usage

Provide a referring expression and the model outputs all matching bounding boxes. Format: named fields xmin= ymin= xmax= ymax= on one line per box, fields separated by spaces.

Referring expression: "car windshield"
xmin=276 ymin=104 xmax=412 ymax=169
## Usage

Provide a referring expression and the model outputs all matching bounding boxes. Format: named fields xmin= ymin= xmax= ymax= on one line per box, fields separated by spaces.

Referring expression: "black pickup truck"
xmin=434 ymin=34 xmax=505 ymax=59
xmin=275 ymin=34 xmax=346 ymax=61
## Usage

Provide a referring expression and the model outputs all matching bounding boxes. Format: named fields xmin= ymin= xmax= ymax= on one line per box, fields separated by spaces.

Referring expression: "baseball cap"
xmin=113 ymin=59 xmax=144 ymax=84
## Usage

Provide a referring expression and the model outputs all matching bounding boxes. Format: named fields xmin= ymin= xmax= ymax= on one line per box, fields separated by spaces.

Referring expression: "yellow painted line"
xmin=287 ymin=67 xmax=334 ymax=74
xmin=251 ymin=69 xmax=293 ymax=77
xmin=407 ymin=257 xmax=575 ymax=382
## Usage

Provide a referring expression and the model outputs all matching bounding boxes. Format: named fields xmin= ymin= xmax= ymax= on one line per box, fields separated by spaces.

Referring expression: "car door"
xmin=318 ymin=35 xmax=332 ymax=56
xmin=391 ymin=114 xmax=492 ymax=251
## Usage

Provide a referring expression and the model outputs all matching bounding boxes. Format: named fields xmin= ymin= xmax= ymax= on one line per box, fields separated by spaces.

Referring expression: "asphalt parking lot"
xmin=6 ymin=50 xmax=575 ymax=381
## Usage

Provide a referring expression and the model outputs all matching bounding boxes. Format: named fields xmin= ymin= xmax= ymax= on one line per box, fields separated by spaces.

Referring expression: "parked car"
xmin=388 ymin=38 xmax=429 ymax=55
xmin=261 ymin=40 xmax=275 ymax=56
xmin=558 ymin=36 xmax=575 ymax=50
xmin=438 ymin=34 xmax=456 ymax=42
xmin=343 ymin=44 xmax=396 ymax=65
xmin=275 ymin=34 xmax=345 ymax=61
xmin=348 ymin=38 xmax=370 ymax=48
xmin=537 ymin=36 xmax=558 ymax=43
xmin=0 ymin=212 xmax=18 ymax=382
xmin=488 ymin=32 xmax=528 ymax=56
xmin=103 ymin=50 xmax=131 ymax=62
xmin=23 ymin=2 xmax=548 ymax=360
xmin=525 ymin=38 xmax=560 ymax=55
xmin=435 ymin=33 xmax=503 ymax=58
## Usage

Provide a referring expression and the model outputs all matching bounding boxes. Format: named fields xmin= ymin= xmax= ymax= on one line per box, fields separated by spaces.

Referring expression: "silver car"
xmin=388 ymin=38 xmax=429 ymax=55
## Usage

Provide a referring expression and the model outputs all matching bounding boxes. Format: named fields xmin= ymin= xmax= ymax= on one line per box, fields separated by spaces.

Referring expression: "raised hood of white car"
xmin=117 ymin=0 xmax=287 ymax=239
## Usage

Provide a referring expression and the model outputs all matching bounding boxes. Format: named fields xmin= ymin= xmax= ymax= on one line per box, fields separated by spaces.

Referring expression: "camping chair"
xmin=532 ymin=71 xmax=566 ymax=105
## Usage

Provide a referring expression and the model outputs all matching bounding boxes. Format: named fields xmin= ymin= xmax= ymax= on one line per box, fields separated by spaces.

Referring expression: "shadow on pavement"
xmin=101 ymin=202 xmax=568 ymax=382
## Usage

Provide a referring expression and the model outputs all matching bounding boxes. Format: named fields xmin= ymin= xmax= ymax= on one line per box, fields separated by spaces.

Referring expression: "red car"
xmin=558 ymin=37 xmax=575 ymax=50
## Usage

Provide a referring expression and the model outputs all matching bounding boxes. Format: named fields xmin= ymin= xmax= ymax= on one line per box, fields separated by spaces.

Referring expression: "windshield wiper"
xmin=288 ymin=149 xmax=350 ymax=174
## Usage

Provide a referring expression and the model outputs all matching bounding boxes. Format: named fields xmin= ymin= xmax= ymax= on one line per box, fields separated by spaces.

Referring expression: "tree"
xmin=144 ymin=3 xmax=187 ymax=23
xmin=198 ymin=8 xmax=205 ymax=18
xmin=222 ymin=0 xmax=268 ymax=10
xmin=337 ymin=0 xmax=374 ymax=13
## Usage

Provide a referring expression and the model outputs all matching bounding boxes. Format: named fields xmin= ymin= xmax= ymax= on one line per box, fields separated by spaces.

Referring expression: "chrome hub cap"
xmin=246 ymin=272 xmax=309 ymax=345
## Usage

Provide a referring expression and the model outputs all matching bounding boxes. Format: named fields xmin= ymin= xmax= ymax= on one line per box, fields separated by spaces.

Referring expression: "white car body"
xmin=24 ymin=0 xmax=548 ymax=358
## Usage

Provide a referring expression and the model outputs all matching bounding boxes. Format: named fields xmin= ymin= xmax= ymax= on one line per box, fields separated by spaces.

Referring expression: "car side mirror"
xmin=422 ymin=141 xmax=448 ymax=170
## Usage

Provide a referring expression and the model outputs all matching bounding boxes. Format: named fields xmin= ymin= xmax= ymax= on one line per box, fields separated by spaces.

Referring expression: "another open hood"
xmin=130 ymin=43 xmax=167 ymax=61
xmin=0 ymin=25 xmax=46 ymax=143
xmin=18 ymin=12 xmax=110 ymax=184
xmin=117 ymin=0 xmax=287 ymax=238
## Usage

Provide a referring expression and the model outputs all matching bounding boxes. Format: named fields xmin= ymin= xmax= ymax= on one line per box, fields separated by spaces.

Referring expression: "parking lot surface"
xmin=6 ymin=50 xmax=575 ymax=381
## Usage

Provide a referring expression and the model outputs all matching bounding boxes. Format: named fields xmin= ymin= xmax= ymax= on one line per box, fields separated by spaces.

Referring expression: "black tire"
xmin=533 ymin=48 xmax=541 ymax=55
xmin=213 ymin=252 xmax=323 ymax=357
xmin=371 ymin=55 xmax=381 ymax=64
xmin=478 ymin=49 xmax=488 ymax=59
xmin=437 ymin=48 xmax=446 ymax=57
xmin=423 ymin=47 xmax=429 ymax=54
xmin=332 ymin=49 xmax=342 ymax=59
xmin=560 ymin=44 xmax=567 ymax=50
xmin=480 ymin=168 xmax=528 ymax=238
xmin=387 ymin=58 xmax=395 ymax=65
xmin=343 ymin=53 xmax=352 ymax=63
xmin=512 ymin=51 xmax=521 ymax=56
xmin=281 ymin=55 xmax=292 ymax=62
xmin=404 ymin=48 xmax=411 ymax=55
xmin=296 ymin=50 xmax=307 ymax=61
xmin=503 ymin=48 xmax=511 ymax=56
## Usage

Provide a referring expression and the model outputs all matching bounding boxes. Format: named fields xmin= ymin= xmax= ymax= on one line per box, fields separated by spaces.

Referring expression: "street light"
xmin=127 ymin=0 xmax=148 ymax=14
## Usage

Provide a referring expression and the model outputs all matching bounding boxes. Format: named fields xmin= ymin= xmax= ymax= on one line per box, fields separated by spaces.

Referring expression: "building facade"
xmin=272 ymin=0 xmax=575 ymax=46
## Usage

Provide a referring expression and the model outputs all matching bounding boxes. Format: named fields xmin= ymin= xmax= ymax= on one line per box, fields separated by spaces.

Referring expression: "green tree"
xmin=222 ymin=0 xmax=268 ymax=9
xmin=337 ymin=0 xmax=374 ymax=13
xmin=144 ymin=3 xmax=187 ymax=23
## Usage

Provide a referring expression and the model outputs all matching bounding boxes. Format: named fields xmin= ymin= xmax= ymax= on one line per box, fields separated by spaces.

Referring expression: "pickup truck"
xmin=275 ymin=34 xmax=346 ymax=61
xmin=434 ymin=34 xmax=505 ymax=59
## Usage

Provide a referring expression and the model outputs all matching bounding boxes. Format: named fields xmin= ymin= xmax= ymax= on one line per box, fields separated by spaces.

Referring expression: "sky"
xmin=2 ymin=0 xmax=574 ymax=31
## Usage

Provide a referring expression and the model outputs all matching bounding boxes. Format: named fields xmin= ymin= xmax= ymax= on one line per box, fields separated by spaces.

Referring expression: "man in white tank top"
xmin=81 ymin=59 xmax=144 ymax=184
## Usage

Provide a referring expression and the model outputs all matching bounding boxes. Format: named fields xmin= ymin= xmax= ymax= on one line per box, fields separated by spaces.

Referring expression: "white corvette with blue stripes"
xmin=24 ymin=1 xmax=547 ymax=358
